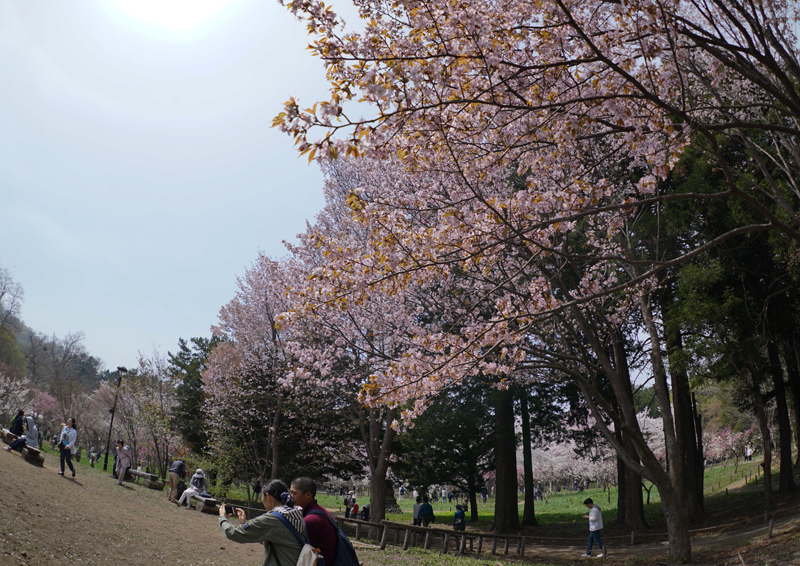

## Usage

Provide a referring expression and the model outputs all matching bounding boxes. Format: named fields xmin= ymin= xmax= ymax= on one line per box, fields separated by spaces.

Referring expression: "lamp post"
xmin=103 ymin=366 xmax=127 ymax=471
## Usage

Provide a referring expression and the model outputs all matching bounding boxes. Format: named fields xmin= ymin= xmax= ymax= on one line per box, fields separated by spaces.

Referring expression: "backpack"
xmin=308 ymin=510 xmax=359 ymax=566
xmin=271 ymin=511 xmax=325 ymax=566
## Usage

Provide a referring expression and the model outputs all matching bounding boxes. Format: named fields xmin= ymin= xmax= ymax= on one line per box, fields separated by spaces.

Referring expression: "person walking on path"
xmin=419 ymin=495 xmax=435 ymax=527
xmin=168 ymin=458 xmax=186 ymax=502
xmin=115 ymin=440 xmax=132 ymax=485
xmin=218 ymin=479 xmax=306 ymax=566
xmin=58 ymin=418 xmax=78 ymax=477
xmin=412 ymin=496 xmax=422 ymax=526
xmin=582 ymin=497 xmax=605 ymax=557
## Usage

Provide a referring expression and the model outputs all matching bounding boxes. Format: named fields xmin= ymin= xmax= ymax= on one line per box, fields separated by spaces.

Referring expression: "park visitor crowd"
xmin=5 ymin=408 xmax=607 ymax=561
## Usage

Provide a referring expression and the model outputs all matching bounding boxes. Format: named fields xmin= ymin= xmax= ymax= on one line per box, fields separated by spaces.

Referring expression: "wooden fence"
xmin=334 ymin=517 xmax=526 ymax=556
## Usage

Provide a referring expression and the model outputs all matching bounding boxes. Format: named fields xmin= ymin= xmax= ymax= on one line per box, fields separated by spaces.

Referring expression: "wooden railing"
xmin=333 ymin=517 xmax=526 ymax=556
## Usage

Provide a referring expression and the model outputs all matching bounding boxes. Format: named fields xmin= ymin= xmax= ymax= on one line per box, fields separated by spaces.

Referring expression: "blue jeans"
xmin=60 ymin=447 xmax=75 ymax=474
xmin=587 ymin=530 xmax=603 ymax=554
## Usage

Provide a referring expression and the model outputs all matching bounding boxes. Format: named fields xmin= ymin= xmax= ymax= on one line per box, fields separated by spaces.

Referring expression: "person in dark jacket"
xmin=168 ymin=459 xmax=186 ymax=502
xmin=419 ymin=495 xmax=435 ymax=527
xmin=9 ymin=410 xmax=24 ymax=436
xmin=453 ymin=505 xmax=466 ymax=531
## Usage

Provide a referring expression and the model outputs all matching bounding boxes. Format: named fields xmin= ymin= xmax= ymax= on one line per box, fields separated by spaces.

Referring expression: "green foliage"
xmin=0 ymin=325 xmax=25 ymax=377
xmin=169 ymin=336 xmax=220 ymax=454
xmin=392 ymin=378 xmax=494 ymax=502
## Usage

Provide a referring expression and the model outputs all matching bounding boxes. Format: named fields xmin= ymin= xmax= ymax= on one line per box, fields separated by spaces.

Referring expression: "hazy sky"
xmin=1 ymin=0 xmax=340 ymax=369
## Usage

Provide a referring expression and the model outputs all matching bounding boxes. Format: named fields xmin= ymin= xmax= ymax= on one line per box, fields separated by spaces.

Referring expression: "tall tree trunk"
xmin=752 ymin=370 xmax=773 ymax=510
xmin=469 ymin=487 xmax=479 ymax=522
xmin=270 ymin=409 xmax=281 ymax=479
xmin=640 ymin=295 xmax=692 ymax=561
xmin=615 ymin=451 xmax=627 ymax=526
xmin=767 ymin=340 xmax=795 ymax=492
xmin=692 ymin=393 xmax=705 ymax=493
xmin=518 ymin=388 xmax=538 ymax=526
xmin=611 ymin=329 xmax=647 ymax=530
xmin=783 ymin=337 xmax=800 ymax=468
xmin=492 ymin=387 xmax=520 ymax=533
xmin=665 ymin=326 xmax=705 ymax=520
xmin=361 ymin=406 xmax=397 ymax=525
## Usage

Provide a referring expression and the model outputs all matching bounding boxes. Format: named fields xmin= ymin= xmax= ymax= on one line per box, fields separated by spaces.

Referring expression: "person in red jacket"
xmin=290 ymin=477 xmax=337 ymax=566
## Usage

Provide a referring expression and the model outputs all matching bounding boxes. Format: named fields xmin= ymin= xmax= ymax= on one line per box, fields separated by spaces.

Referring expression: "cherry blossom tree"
xmin=268 ymin=0 xmax=800 ymax=559
xmin=204 ymin=255 xmax=359 ymax=487
xmin=0 ymin=371 xmax=30 ymax=427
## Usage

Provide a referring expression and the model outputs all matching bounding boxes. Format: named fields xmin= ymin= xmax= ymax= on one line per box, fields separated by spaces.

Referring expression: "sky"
xmin=0 ymin=0 xmax=345 ymax=370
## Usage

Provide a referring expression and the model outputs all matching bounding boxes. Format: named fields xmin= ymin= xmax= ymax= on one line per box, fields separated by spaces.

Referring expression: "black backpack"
xmin=308 ymin=510 xmax=360 ymax=566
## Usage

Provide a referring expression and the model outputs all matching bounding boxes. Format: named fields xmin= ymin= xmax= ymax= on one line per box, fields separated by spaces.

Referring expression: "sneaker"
xmin=3 ymin=446 xmax=9 ymax=452
xmin=581 ymin=553 xmax=591 ymax=557
xmin=58 ymin=471 xmax=64 ymax=475
xmin=72 ymin=470 xmax=76 ymax=478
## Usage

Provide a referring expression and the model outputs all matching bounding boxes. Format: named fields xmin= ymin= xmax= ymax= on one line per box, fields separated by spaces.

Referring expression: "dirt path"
xmin=3 ymin=447 xmax=800 ymax=565
xmin=0 ymin=449 xmax=266 ymax=566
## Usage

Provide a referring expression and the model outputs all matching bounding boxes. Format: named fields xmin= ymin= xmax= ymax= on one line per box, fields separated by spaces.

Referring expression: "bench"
xmin=1 ymin=428 xmax=45 ymax=467
xmin=125 ymin=468 xmax=165 ymax=490
xmin=190 ymin=493 xmax=220 ymax=514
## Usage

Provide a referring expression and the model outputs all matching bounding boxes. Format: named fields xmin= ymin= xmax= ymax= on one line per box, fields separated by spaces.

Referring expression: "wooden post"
xmin=503 ymin=537 xmax=510 ymax=555
xmin=491 ymin=537 xmax=497 ymax=555
xmin=769 ymin=518 xmax=774 ymax=538
xmin=394 ymin=528 xmax=399 ymax=545
xmin=402 ymin=529 xmax=411 ymax=551
xmin=459 ymin=535 xmax=467 ymax=554
xmin=442 ymin=533 xmax=450 ymax=554
xmin=517 ymin=536 xmax=524 ymax=555
xmin=424 ymin=531 xmax=432 ymax=550
xmin=355 ymin=523 xmax=362 ymax=541
xmin=379 ymin=525 xmax=389 ymax=550
xmin=631 ymin=531 xmax=635 ymax=546
xmin=476 ymin=536 xmax=483 ymax=555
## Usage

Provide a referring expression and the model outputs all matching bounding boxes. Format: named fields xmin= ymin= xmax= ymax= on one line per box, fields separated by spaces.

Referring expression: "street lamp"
xmin=103 ymin=366 xmax=127 ymax=471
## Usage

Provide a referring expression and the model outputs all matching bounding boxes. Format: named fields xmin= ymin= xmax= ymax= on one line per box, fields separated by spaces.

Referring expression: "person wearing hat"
xmin=178 ymin=468 xmax=209 ymax=508
xmin=453 ymin=504 xmax=466 ymax=531
xmin=581 ymin=497 xmax=605 ymax=557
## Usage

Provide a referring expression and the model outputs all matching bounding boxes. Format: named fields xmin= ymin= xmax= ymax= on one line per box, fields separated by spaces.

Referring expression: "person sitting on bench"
xmin=178 ymin=468 xmax=209 ymax=507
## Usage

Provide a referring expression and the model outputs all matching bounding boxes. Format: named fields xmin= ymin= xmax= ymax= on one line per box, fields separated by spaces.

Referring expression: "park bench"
xmin=189 ymin=493 xmax=220 ymax=514
xmin=124 ymin=468 xmax=165 ymax=490
xmin=1 ymin=428 xmax=45 ymax=467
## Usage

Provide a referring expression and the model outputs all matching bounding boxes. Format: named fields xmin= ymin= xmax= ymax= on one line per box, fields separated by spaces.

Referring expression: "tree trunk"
xmin=783 ymin=337 xmax=800 ymax=468
xmin=270 ymin=409 xmax=281 ymax=479
xmin=492 ymin=387 xmax=520 ymax=533
xmin=611 ymin=330 xmax=647 ymax=530
xmin=615 ymin=452 xmax=626 ymax=525
xmin=752 ymin=371 xmax=773 ymax=510
xmin=665 ymin=326 xmax=705 ymax=520
xmin=660 ymin=486 xmax=693 ymax=562
xmin=361 ymin=406 xmax=397 ymax=525
xmin=469 ymin=486 xmax=479 ymax=522
xmin=767 ymin=340 xmax=795 ymax=492
xmin=518 ymin=388 xmax=538 ymax=526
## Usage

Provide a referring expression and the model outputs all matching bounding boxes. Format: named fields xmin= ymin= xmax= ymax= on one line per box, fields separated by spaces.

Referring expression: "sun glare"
xmin=109 ymin=0 xmax=238 ymax=33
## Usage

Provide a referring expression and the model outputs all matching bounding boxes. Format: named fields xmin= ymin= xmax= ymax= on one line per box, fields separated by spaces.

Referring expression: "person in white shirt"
xmin=581 ymin=497 xmax=605 ymax=557
xmin=58 ymin=418 xmax=78 ymax=478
